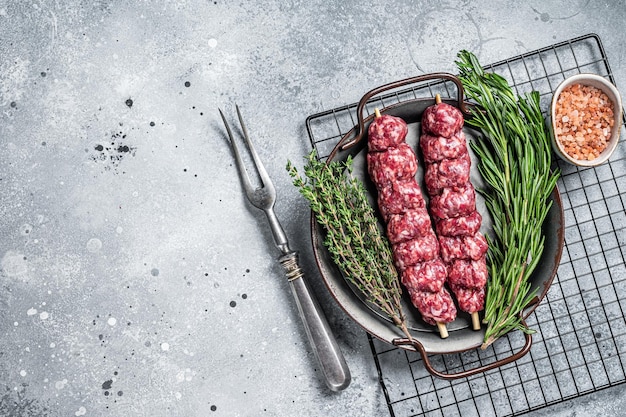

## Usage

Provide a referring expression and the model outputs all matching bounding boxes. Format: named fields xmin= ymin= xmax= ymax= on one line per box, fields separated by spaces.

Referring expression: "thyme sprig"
xmin=287 ymin=150 xmax=411 ymax=340
xmin=456 ymin=50 xmax=560 ymax=349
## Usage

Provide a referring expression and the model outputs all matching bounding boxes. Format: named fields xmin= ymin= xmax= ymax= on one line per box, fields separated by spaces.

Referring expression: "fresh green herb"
xmin=456 ymin=50 xmax=560 ymax=349
xmin=287 ymin=150 xmax=411 ymax=340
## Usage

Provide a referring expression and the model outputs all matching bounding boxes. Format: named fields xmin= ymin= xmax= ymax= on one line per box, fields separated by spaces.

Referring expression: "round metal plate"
xmin=311 ymin=98 xmax=564 ymax=354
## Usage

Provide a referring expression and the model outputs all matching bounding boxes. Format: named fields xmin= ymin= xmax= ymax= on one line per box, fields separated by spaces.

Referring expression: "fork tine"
xmin=219 ymin=107 xmax=255 ymax=193
xmin=235 ymin=105 xmax=274 ymax=193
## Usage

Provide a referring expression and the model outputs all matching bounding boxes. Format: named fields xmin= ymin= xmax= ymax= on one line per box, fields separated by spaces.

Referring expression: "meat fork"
xmin=218 ymin=105 xmax=351 ymax=391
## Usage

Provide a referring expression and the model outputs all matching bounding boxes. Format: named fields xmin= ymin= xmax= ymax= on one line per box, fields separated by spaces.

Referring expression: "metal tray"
xmin=311 ymin=73 xmax=565 ymax=379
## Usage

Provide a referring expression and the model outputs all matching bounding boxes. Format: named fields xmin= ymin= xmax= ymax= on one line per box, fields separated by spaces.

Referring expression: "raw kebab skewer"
xmin=420 ymin=94 xmax=488 ymax=330
xmin=367 ymin=108 xmax=457 ymax=338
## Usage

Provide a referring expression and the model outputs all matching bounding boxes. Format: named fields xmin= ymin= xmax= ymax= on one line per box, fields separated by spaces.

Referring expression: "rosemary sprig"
xmin=287 ymin=150 xmax=411 ymax=340
xmin=456 ymin=50 xmax=560 ymax=349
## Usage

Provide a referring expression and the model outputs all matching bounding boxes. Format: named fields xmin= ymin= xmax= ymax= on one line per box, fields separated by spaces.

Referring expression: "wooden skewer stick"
xmin=437 ymin=322 xmax=449 ymax=339
xmin=471 ymin=312 xmax=481 ymax=331
xmin=435 ymin=93 xmax=442 ymax=104
xmin=374 ymin=108 xmax=381 ymax=118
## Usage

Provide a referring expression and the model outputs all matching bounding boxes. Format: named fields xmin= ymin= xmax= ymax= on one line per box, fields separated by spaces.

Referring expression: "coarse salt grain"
xmin=555 ymin=83 xmax=614 ymax=161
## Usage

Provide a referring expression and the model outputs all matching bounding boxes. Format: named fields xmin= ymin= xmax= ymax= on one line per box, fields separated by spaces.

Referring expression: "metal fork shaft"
xmin=279 ymin=251 xmax=351 ymax=391
xmin=264 ymin=208 xmax=290 ymax=255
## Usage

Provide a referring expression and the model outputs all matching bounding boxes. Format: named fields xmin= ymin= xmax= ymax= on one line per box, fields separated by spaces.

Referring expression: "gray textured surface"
xmin=0 ymin=1 xmax=625 ymax=416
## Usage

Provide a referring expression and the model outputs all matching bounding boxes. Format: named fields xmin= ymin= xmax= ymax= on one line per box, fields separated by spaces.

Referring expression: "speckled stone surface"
xmin=1 ymin=1 xmax=625 ymax=416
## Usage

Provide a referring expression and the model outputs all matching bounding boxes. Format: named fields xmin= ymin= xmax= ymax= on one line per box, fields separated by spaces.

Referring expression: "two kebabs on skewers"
xmin=366 ymin=96 xmax=487 ymax=337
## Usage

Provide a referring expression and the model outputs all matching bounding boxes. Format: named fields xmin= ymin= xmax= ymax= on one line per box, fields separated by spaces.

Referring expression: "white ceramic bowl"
xmin=550 ymin=73 xmax=622 ymax=167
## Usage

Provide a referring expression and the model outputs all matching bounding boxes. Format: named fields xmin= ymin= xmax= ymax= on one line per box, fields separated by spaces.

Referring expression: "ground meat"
xmin=435 ymin=210 xmax=482 ymax=237
xmin=386 ymin=207 xmax=433 ymax=244
xmin=408 ymin=287 xmax=457 ymax=325
xmin=367 ymin=143 xmax=417 ymax=188
xmin=368 ymin=112 xmax=458 ymax=328
xmin=368 ymin=114 xmax=409 ymax=152
xmin=419 ymin=131 xmax=468 ymax=163
xmin=424 ymin=151 xmax=471 ymax=195
xmin=449 ymin=285 xmax=485 ymax=314
xmin=421 ymin=101 xmax=464 ymax=138
xmin=392 ymin=232 xmax=439 ymax=270
xmin=429 ymin=183 xmax=476 ymax=220
xmin=439 ymin=233 xmax=488 ymax=263
xmin=447 ymin=257 xmax=488 ymax=289
xmin=377 ymin=180 xmax=425 ymax=221
xmin=401 ymin=259 xmax=447 ymax=293
xmin=420 ymin=98 xmax=488 ymax=319
xmin=463 ymin=232 xmax=488 ymax=260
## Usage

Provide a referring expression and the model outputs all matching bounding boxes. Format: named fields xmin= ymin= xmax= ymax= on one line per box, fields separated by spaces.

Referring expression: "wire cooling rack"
xmin=305 ymin=33 xmax=626 ymax=416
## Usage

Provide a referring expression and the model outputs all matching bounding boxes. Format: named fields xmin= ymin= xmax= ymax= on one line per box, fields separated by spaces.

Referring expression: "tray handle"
xmin=391 ymin=321 xmax=533 ymax=380
xmin=340 ymin=72 xmax=470 ymax=150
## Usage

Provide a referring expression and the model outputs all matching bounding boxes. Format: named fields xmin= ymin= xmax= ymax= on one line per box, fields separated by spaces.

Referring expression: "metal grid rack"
xmin=305 ymin=33 xmax=626 ymax=416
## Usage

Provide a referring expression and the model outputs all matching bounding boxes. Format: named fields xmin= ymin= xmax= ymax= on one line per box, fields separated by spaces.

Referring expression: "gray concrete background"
xmin=0 ymin=0 xmax=625 ymax=416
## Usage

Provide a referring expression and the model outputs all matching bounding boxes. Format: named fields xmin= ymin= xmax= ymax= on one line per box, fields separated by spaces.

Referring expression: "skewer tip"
xmin=374 ymin=108 xmax=381 ymax=118
xmin=471 ymin=312 xmax=481 ymax=331
xmin=435 ymin=94 xmax=442 ymax=104
xmin=437 ymin=322 xmax=449 ymax=339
